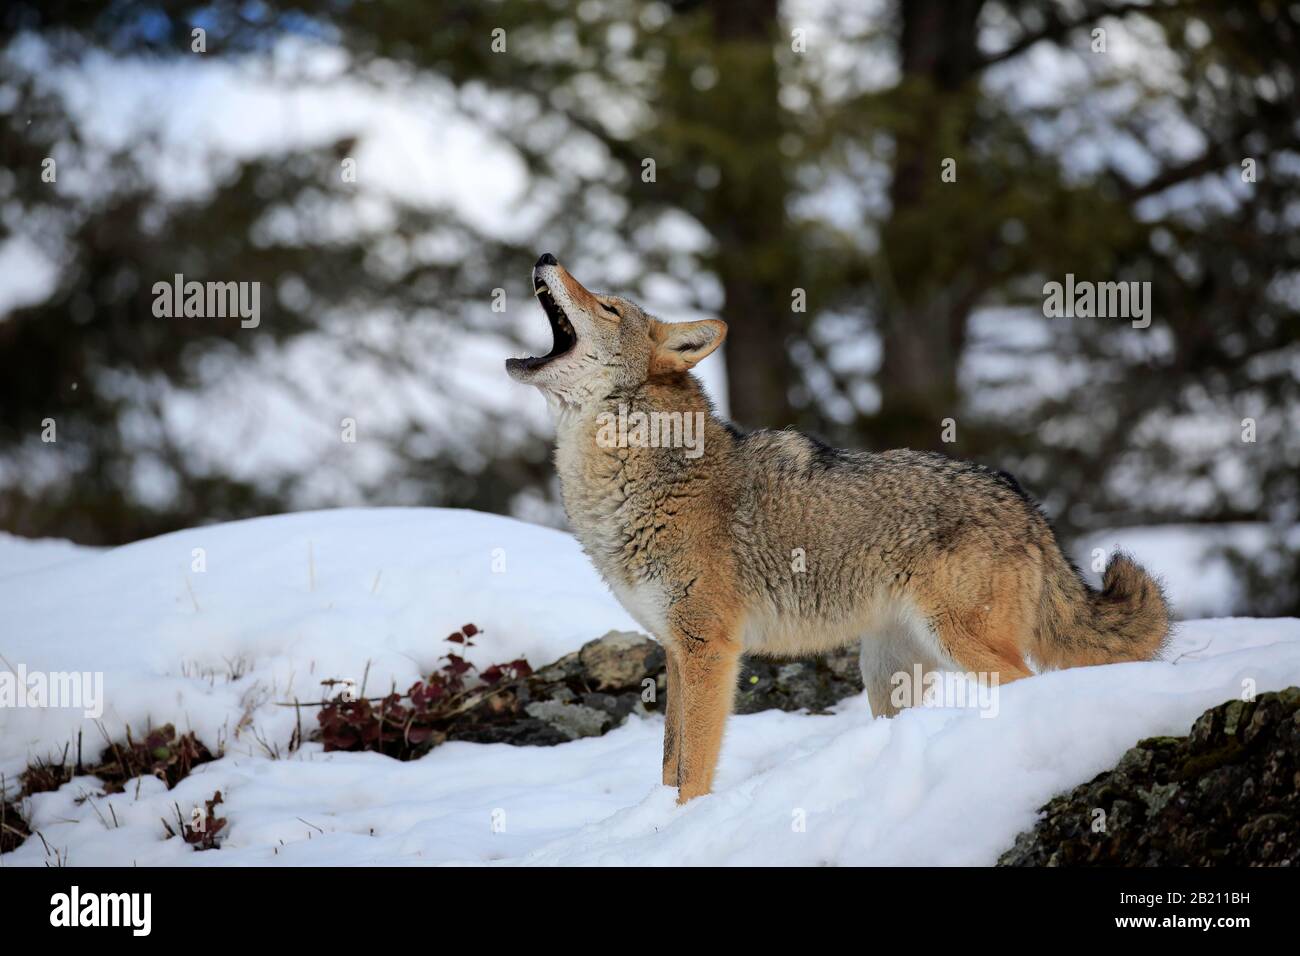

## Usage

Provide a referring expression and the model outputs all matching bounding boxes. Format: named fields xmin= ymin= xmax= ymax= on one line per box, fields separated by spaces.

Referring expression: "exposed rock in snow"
xmin=999 ymin=687 xmax=1300 ymax=866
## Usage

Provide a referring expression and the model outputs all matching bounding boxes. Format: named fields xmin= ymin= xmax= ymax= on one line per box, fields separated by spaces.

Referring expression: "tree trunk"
xmin=704 ymin=0 xmax=797 ymax=430
xmin=876 ymin=0 xmax=985 ymax=450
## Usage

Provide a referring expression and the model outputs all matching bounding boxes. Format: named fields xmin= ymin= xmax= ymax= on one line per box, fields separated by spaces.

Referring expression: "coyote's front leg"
xmin=669 ymin=621 xmax=742 ymax=802
xmin=661 ymin=649 xmax=680 ymax=785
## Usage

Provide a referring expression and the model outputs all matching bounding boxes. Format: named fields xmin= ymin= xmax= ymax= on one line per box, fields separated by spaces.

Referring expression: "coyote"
xmin=507 ymin=254 xmax=1171 ymax=802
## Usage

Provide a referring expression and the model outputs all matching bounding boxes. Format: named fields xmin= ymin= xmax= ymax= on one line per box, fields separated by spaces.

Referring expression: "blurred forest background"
xmin=1 ymin=0 xmax=1297 ymax=613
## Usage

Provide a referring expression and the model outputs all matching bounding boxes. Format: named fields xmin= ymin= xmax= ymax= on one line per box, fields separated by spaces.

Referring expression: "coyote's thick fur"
xmin=507 ymin=254 xmax=1171 ymax=801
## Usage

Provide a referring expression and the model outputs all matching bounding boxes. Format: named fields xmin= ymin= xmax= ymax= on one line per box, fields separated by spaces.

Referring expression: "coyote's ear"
xmin=649 ymin=318 xmax=727 ymax=374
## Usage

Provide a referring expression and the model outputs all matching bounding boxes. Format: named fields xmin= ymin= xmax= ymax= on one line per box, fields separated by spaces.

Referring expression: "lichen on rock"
xmin=998 ymin=687 xmax=1300 ymax=866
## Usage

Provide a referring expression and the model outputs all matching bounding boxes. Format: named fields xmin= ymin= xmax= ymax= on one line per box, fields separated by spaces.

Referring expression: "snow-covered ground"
xmin=1 ymin=509 xmax=1297 ymax=866
xmin=0 ymin=531 xmax=100 ymax=579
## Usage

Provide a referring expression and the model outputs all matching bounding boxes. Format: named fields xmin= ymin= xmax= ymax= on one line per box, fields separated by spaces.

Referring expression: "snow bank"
xmin=0 ymin=508 xmax=637 ymax=784
xmin=0 ymin=531 xmax=99 ymax=580
xmin=1 ymin=508 xmax=1297 ymax=866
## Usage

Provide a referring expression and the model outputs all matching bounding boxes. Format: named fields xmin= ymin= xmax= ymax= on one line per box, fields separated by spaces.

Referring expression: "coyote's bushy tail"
xmin=1034 ymin=551 xmax=1171 ymax=670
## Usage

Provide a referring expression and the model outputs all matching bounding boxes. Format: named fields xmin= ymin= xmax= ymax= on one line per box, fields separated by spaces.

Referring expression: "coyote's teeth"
xmin=534 ymin=284 xmax=549 ymax=296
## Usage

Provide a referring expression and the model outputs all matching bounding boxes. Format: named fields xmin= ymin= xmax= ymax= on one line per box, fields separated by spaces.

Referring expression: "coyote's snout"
xmin=507 ymin=254 xmax=1171 ymax=803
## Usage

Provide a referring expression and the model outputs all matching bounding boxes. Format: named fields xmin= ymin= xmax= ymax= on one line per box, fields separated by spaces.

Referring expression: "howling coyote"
xmin=507 ymin=254 xmax=1170 ymax=802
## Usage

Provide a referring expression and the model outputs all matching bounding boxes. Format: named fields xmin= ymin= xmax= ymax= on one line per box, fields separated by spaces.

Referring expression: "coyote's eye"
xmin=600 ymin=301 xmax=619 ymax=317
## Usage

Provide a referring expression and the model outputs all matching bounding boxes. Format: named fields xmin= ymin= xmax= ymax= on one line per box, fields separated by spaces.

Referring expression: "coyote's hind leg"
xmin=858 ymin=614 xmax=951 ymax=718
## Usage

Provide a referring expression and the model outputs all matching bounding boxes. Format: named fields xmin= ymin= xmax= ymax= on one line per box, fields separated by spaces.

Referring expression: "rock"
xmin=734 ymin=646 xmax=863 ymax=715
xmin=998 ymin=687 xmax=1300 ymax=866
xmin=444 ymin=631 xmax=865 ymax=746
xmin=445 ymin=631 xmax=666 ymax=746
xmin=579 ymin=630 xmax=666 ymax=691
xmin=523 ymin=700 xmax=612 ymax=740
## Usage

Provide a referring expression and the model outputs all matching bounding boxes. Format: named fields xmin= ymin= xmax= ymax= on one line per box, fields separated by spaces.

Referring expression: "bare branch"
xmin=976 ymin=1 xmax=1186 ymax=69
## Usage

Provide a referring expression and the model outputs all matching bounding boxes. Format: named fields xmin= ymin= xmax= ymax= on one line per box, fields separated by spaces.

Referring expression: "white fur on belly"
xmin=606 ymin=576 xmax=669 ymax=639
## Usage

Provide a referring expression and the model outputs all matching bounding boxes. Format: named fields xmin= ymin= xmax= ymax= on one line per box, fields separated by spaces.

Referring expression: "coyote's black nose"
xmin=535 ymin=252 xmax=557 ymax=267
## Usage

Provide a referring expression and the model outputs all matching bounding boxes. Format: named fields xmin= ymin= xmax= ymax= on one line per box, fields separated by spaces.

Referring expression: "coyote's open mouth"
xmin=508 ymin=271 xmax=577 ymax=373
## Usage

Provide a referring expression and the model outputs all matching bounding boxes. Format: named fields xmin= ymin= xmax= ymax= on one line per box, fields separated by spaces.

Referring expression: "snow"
xmin=0 ymin=531 xmax=100 ymax=580
xmin=0 ymin=508 xmax=638 ymax=785
xmin=2 ymin=508 xmax=1298 ymax=866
